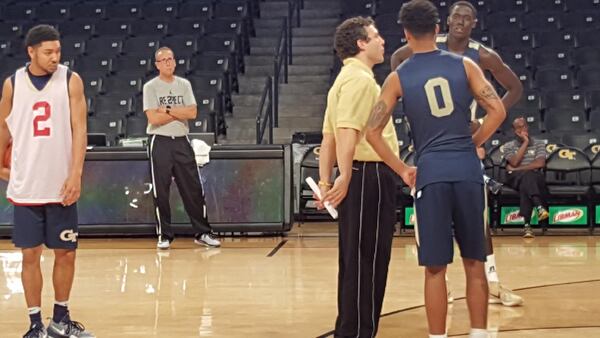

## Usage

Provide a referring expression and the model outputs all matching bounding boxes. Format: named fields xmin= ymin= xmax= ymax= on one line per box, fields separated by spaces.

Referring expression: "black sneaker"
xmin=23 ymin=323 xmax=46 ymax=338
xmin=47 ymin=314 xmax=95 ymax=338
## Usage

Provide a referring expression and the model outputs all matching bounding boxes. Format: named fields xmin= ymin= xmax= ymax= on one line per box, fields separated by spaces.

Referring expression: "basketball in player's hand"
xmin=3 ymin=142 xmax=11 ymax=169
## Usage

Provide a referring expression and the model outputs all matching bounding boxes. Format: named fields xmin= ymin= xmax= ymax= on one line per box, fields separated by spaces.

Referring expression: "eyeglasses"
xmin=156 ymin=57 xmax=175 ymax=64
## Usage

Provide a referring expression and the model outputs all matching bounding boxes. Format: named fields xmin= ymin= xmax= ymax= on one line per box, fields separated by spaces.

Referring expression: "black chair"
xmin=577 ymin=66 xmax=600 ymax=91
xmin=571 ymin=47 xmax=600 ymax=68
xmin=178 ymin=2 xmax=213 ymax=20
xmin=102 ymin=76 xmax=143 ymax=96
xmin=38 ymin=4 xmax=71 ymax=21
xmin=492 ymin=31 xmax=534 ymax=50
xmin=565 ymin=0 xmax=600 ymax=11
xmin=542 ymin=90 xmax=586 ymax=111
xmin=160 ymin=35 xmax=198 ymax=59
xmin=73 ymin=56 xmax=113 ymax=77
xmin=86 ymin=37 xmax=124 ymax=57
xmin=122 ymin=37 xmax=160 ymax=57
xmin=69 ymin=3 xmax=106 ymax=21
xmin=166 ymin=18 xmax=206 ymax=36
xmin=0 ymin=23 xmax=22 ymax=40
xmin=94 ymin=20 xmax=131 ymax=38
xmin=544 ymin=109 xmax=587 ymax=133
xmin=562 ymin=133 xmax=600 ymax=151
xmin=575 ymin=29 xmax=600 ymax=47
xmin=485 ymin=12 xmax=523 ymax=32
xmin=522 ymin=11 xmax=562 ymax=33
xmin=533 ymin=31 xmax=577 ymax=49
xmin=142 ymin=2 xmax=179 ymax=20
xmin=489 ymin=0 xmax=526 ymax=13
xmin=561 ymin=12 xmax=599 ymax=31
xmin=3 ymin=4 xmax=36 ymax=23
xmin=527 ymin=0 xmax=567 ymax=12
xmin=83 ymin=77 xmax=104 ymax=97
xmin=105 ymin=3 xmax=142 ymax=20
xmin=125 ymin=116 xmax=148 ymax=138
xmin=544 ymin=146 xmax=592 ymax=231
xmin=112 ymin=56 xmax=152 ymax=77
xmin=535 ymin=67 xmax=576 ymax=90
xmin=91 ymin=95 xmax=133 ymax=117
xmin=87 ymin=116 xmax=124 ymax=145
xmin=530 ymin=47 xmax=573 ymax=69
xmin=59 ymin=21 xmax=95 ymax=39
xmin=129 ymin=20 xmax=168 ymax=38
xmin=500 ymin=48 xmax=531 ymax=70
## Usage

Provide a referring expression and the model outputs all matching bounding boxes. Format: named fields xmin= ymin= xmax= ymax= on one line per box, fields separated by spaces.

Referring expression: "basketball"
xmin=3 ymin=142 xmax=11 ymax=169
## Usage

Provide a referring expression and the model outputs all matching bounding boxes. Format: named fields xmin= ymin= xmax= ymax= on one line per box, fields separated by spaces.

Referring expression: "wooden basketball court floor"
xmin=1 ymin=223 xmax=600 ymax=337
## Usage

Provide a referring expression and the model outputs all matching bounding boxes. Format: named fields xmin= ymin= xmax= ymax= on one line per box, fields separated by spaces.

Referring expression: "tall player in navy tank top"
xmin=391 ymin=1 xmax=525 ymax=308
xmin=365 ymin=1 xmax=506 ymax=337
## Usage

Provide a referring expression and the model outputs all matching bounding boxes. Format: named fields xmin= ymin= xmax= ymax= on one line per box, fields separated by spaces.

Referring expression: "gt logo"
xmin=547 ymin=144 xmax=558 ymax=153
xmin=558 ymin=149 xmax=576 ymax=160
xmin=313 ymin=146 xmax=320 ymax=156
xmin=592 ymin=145 xmax=600 ymax=154
xmin=59 ymin=230 xmax=78 ymax=243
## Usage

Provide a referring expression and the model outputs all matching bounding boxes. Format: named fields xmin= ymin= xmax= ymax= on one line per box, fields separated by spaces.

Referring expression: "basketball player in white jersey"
xmin=0 ymin=25 xmax=94 ymax=338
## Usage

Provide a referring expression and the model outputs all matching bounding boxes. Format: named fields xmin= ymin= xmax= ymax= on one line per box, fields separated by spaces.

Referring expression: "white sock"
xmin=469 ymin=328 xmax=489 ymax=338
xmin=429 ymin=334 xmax=447 ymax=338
xmin=55 ymin=300 xmax=69 ymax=307
xmin=485 ymin=254 xmax=499 ymax=283
xmin=28 ymin=306 xmax=41 ymax=315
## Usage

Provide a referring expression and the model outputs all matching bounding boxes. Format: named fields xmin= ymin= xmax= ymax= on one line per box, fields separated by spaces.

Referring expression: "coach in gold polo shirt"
xmin=316 ymin=17 xmax=415 ymax=338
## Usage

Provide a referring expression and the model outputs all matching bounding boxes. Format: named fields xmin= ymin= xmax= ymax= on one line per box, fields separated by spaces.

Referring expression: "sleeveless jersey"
xmin=6 ymin=64 xmax=72 ymax=204
xmin=397 ymin=50 xmax=483 ymax=190
xmin=437 ymin=34 xmax=484 ymax=119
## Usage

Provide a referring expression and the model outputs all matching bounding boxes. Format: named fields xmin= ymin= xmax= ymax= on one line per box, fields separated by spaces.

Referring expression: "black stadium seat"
xmin=142 ymin=2 xmax=179 ymax=20
xmin=129 ymin=20 xmax=168 ymax=38
xmin=102 ymin=76 xmax=143 ymax=96
xmin=535 ymin=67 xmax=576 ymax=90
xmin=86 ymin=37 xmax=123 ymax=57
xmin=69 ymin=3 xmax=105 ymax=21
xmin=178 ymin=2 xmax=213 ymax=20
xmin=112 ymin=56 xmax=152 ymax=77
xmin=122 ymin=37 xmax=160 ymax=57
xmin=167 ymin=18 xmax=206 ymax=37
xmin=125 ymin=116 xmax=148 ymax=138
xmin=92 ymin=95 xmax=133 ymax=117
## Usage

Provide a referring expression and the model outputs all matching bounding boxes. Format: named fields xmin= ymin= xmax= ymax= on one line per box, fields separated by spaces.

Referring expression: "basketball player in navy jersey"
xmin=0 ymin=25 xmax=94 ymax=338
xmin=365 ymin=1 xmax=505 ymax=337
xmin=391 ymin=0 xmax=525 ymax=307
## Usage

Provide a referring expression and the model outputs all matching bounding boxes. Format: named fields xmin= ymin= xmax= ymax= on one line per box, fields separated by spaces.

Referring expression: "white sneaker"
xmin=489 ymin=282 xmax=523 ymax=306
xmin=194 ymin=233 xmax=221 ymax=248
xmin=157 ymin=238 xmax=170 ymax=250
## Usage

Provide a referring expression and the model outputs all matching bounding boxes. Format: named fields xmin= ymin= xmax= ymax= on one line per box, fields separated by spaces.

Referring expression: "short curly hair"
xmin=334 ymin=16 xmax=375 ymax=61
xmin=399 ymin=0 xmax=439 ymax=38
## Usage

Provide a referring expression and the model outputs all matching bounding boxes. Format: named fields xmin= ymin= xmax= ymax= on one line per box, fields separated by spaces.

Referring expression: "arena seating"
xmin=0 ymin=0 xmax=258 ymax=145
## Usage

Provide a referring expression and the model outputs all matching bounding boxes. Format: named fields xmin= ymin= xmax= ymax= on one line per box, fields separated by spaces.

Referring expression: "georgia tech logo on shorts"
xmin=59 ymin=229 xmax=78 ymax=243
xmin=558 ymin=149 xmax=576 ymax=160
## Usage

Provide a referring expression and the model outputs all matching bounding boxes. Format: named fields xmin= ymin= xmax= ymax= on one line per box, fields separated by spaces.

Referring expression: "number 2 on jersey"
xmin=33 ymin=101 xmax=51 ymax=137
xmin=424 ymin=77 xmax=454 ymax=118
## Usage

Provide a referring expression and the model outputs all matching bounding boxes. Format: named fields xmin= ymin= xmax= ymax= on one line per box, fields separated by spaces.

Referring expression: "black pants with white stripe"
xmin=335 ymin=162 xmax=396 ymax=338
xmin=148 ymin=135 xmax=211 ymax=242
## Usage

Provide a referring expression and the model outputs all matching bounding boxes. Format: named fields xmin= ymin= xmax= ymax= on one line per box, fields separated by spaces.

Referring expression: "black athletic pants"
xmin=335 ymin=161 xmax=396 ymax=338
xmin=148 ymin=134 xmax=211 ymax=242
xmin=506 ymin=170 xmax=548 ymax=224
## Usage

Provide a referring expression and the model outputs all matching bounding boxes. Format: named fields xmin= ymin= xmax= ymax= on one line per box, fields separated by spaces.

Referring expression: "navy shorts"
xmin=414 ymin=182 xmax=486 ymax=266
xmin=12 ymin=204 xmax=79 ymax=249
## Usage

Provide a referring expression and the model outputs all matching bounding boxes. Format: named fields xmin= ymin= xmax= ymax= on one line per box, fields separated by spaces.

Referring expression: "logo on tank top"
xmin=59 ymin=229 xmax=78 ymax=243
xmin=159 ymin=95 xmax=184 ymax=106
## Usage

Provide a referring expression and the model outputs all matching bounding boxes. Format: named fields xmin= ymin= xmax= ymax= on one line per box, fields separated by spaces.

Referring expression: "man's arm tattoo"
xmin=367 ymin=100 xmax=389 ymax=129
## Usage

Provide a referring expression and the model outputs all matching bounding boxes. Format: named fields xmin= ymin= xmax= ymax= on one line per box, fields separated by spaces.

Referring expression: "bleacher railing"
xmin=256 ymin=77 xmax=274 ymax=144
xmin=256 ymin=0 xmax=303 ymax=144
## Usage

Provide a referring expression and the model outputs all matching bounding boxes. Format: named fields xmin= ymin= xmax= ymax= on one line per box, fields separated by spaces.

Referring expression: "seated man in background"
xmin=502 ymin=117 xmax=549 ymax=238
